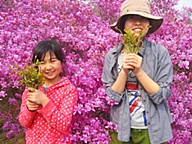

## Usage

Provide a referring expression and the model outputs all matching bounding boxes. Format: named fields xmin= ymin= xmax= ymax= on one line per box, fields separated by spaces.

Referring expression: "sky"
xmin=175 ymin=0 xmax=192 ymax=9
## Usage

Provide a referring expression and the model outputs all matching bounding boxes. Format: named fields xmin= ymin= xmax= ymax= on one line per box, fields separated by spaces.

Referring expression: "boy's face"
xmin=124 ymin=15 xmax=150 ymax=38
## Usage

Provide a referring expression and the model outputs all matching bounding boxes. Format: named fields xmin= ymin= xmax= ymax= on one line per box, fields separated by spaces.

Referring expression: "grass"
xmin=0 ymin=132 xmax=25 ymax=144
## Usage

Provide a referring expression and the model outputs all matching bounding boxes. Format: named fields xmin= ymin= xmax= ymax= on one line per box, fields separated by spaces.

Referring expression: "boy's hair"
xmin=119 ymin=15 xmax=128 ymax=34
xmin=32 ymin=40 xmax=64 ymax=63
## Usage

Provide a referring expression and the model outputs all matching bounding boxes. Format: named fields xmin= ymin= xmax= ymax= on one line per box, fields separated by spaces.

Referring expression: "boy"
xmin=102 ymin=0 xmax=173 ymax=143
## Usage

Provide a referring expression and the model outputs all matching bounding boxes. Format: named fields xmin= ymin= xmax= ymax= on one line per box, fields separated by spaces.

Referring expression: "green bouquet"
xmin=16 ymin=57 xmax=44 ymax=89
xmin=121 ymin=29 xmax=143 ymax=54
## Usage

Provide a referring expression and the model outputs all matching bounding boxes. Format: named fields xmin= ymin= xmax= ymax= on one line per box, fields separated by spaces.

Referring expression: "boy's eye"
xmin=127 ymin=16 xmax=135 ymax=19
xmin=129 ymin=16 xmax=134 ymax=19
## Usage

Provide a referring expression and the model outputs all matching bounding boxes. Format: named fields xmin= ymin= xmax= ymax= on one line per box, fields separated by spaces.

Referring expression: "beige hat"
xmin=111 ymin=0 xmax=163 ymax=34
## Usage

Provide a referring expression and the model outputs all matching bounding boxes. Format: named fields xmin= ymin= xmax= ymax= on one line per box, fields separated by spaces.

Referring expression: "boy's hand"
xmin=123 ymin=53 xmax=142 ymax=74
xmin=122 ymin=53 xmax=134 ymax=73
xmin=27 ymin=88 xmax=50 ymax=107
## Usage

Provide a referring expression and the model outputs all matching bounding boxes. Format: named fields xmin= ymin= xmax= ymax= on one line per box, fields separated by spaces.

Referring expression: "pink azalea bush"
xmin=0 ymin=0 xmax=191 ymax=143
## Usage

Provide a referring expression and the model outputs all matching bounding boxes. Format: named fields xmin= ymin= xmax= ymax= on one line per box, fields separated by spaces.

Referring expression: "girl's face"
xmin=39 ymin=52 xmax=62 ymax=86
xmin=124 ymin=15 xmax=150 ymax=38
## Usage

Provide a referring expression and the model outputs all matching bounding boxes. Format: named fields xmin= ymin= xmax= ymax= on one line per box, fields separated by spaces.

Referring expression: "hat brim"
xmin=111 ymin=12 xmax=163 ymax=34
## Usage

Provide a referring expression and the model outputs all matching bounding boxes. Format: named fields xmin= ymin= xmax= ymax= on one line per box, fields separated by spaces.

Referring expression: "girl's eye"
xmin=50 ymin=58 xmax=57 ymax=62
xmin=39 ymin=62 xmax=45 ymax=65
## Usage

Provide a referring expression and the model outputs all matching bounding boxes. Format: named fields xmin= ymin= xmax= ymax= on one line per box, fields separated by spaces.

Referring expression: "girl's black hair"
xmin=32 ymin=40 xmax=64 ymax=63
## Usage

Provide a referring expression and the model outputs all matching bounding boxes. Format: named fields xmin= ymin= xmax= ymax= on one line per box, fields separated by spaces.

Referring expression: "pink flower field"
xmin=0 ymin=0 xmax=191 ymax=143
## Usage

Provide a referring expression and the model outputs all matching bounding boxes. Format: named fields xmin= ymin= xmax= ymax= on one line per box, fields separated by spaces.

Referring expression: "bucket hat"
xmin=111 ymin=0 xmax=163 ymax=34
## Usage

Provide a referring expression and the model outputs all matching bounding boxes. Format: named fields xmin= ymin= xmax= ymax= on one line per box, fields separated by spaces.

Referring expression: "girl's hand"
xmin=26 ymin=100 xmax=39 ymax=111
xmin=27 ymin=88 xmax=50 ymax=107
xmin=123 ymin=53 xmax=142 ymax=74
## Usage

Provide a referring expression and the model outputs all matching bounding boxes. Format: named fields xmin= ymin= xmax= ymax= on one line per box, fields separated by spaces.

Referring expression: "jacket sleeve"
xmin=18 ymin=89 xmax=37 ymax=128
xmin=148 ymin=47 xmax=173 ymax=104
xmin=101 ymin=52 xmax=125 ymax=104
xmin=37 ymin=84 xmax=78 ymax=133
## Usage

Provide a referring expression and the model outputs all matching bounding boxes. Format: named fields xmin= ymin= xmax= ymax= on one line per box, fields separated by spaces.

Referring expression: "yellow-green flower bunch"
xmin=17 ymin=57 xmax=44 ymax=89
xmin=121 ymin=29 xmax=143 ymax=54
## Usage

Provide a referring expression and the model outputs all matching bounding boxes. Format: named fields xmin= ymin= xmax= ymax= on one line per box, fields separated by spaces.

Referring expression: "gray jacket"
xmin=102 ymin=39 xmax=173 ymax=144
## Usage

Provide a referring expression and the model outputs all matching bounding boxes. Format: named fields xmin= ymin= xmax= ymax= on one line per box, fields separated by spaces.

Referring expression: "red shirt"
xmin=18 ymin=77 xmax=78 ymax=144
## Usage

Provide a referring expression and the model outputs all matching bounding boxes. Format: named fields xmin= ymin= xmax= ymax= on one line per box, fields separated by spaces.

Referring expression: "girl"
xmin=19 ymin=40 xmax=78 ymax=144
